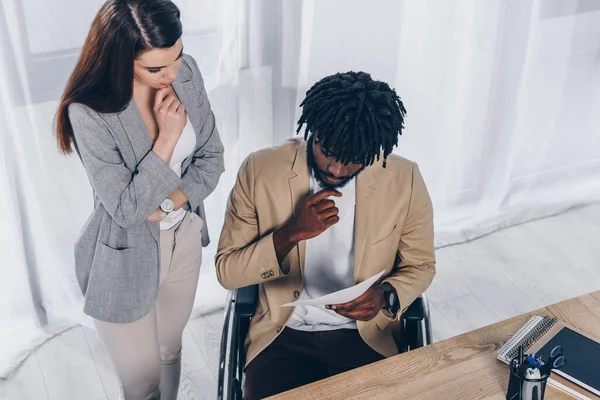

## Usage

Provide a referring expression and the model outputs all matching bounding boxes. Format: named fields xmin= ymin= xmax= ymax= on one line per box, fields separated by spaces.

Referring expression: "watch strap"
xmin=380 ymin=282 xmax=400 ymax=316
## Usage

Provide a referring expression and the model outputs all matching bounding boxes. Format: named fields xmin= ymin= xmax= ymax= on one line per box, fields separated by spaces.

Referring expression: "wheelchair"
xmin=217 ymin=285 xmax=432 ymax=400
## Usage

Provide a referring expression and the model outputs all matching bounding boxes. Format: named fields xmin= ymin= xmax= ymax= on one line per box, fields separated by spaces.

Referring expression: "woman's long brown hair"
xmin=55 ymin=0 xmax=181 ymax=154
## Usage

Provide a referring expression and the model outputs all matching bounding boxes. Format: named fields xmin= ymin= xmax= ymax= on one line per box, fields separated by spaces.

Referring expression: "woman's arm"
xmin=70 ymin=103 xmax=181 ymax=228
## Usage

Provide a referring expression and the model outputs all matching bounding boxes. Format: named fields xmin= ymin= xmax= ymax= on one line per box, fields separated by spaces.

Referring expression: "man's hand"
xmin=288 ymin=189 xmax=342 ymax=241
xmin=147 ymin=208 xmax=168 ymax=223
xmin=273 ymin=189 xmax=342 ymax=263
xmin=325 ymin=285 xmax=386 ymax=322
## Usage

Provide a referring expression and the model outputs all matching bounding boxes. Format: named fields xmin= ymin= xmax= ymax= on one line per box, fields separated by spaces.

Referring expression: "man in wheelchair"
xmin=216 ymin=71 xmax=436 ymax=400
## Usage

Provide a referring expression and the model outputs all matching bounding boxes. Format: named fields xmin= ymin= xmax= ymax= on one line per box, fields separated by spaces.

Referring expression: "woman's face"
xmin=134 ymin=38 xmax=184 ymax=90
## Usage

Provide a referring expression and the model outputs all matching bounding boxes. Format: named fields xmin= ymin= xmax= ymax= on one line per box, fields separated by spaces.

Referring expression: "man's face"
xmin=307 ymin=135 xmax=365 ymax=189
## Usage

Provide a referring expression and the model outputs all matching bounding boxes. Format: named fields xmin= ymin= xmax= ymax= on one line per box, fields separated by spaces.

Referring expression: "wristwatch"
xmin=380 ymin=282 xmax=400 ymax=317
xmin=160 ymin=198 xmax=175 ymax=214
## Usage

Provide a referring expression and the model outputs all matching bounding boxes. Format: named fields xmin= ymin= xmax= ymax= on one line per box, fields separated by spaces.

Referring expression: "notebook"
xmin=497 ymin=315 xmax=600 ymax=399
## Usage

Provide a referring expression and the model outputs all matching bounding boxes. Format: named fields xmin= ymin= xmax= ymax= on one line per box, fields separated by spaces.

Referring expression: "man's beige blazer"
xmin=216 ymin=138 xmax=436 ymax=366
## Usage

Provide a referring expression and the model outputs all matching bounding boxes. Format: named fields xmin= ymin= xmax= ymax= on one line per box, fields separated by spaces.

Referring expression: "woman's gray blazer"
xmin=68 ymin=54 xmax=225 ymax=323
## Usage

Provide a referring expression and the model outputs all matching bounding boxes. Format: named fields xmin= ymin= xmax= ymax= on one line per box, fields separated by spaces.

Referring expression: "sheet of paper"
xmin=281 ymin=270 xmax=386 ymax=307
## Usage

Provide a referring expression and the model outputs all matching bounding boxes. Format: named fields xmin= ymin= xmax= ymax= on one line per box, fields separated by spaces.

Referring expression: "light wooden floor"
xmin=1 ymin=204 xmax=599 ymax=400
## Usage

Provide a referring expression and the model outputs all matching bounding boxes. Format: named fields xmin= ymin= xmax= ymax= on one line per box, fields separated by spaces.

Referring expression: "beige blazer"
xmin=215 ymin=138 xmax=435 ymax=366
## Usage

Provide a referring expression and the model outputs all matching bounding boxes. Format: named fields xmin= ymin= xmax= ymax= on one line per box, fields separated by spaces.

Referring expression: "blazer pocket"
xmin=89 ymin=242 xmax=146 ymax=292
xmin=371 ymin=224 xmax=397 ymax=246
xmin=369 ymin=224 xmax=399 ymax=272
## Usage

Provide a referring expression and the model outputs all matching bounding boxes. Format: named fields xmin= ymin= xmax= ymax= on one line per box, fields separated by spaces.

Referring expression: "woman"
xmin=55 ymin=1 xmax=224 ymax=398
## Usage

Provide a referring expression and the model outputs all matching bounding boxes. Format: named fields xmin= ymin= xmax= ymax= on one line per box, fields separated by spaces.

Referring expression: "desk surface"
xmin=268 ymin=291 xmax=600 ymax=400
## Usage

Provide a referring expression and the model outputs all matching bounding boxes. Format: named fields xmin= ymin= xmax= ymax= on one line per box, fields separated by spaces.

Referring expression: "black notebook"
xmin=497 ymin=315 xmax=600 ymax=399
xmin=538 ymin=327 xmax=599 ymax=395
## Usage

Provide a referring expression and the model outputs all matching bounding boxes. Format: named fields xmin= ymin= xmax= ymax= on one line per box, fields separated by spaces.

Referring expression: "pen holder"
xmin=506 ymin=356 xmax=550 ymax=400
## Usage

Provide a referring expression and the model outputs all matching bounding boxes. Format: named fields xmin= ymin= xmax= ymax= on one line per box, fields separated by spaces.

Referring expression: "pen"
xmin=526 ymin=355 xmax=536 ymax=368
xmin=519 ymin=345 xmax=525 ymax=376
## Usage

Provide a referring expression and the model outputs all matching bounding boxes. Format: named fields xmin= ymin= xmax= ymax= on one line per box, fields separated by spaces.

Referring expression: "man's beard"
xmin=306 ymin=137 xmax=364 ymax=190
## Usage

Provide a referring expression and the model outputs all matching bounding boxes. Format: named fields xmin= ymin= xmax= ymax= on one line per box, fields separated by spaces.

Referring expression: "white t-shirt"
xmin=287 ymin=173 xmax=358 ymax=331
xmin=160 ymin=115 xmax=196 ymax=230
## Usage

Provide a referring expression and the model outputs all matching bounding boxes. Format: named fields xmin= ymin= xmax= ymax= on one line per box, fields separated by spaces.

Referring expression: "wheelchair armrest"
xmin=401 ymin=297 xmax=427 ymax=322
xmin=234 ymin=285 xmax=259 ymax=318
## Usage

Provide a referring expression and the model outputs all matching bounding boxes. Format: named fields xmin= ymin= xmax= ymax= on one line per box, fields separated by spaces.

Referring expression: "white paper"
xmin=281 ymin=270 xmax=386 ymax=307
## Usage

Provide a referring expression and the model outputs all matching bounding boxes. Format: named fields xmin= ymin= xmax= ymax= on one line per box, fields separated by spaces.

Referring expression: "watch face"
xmin=387 ymin=292 xmax=395 ymax=308
xmin=161 ymin=199 xmax=175 ymax=213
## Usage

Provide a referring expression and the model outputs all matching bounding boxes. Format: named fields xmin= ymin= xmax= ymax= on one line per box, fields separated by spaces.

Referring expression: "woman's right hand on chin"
xmin=154 ymin=87 xmax=186 ymax=143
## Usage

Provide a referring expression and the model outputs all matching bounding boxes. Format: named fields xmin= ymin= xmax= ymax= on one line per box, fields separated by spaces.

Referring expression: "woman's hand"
xmin=147 ymin=208 xmax=168 ymax=223
xmin=154 ymin=87 xmax=187 ymax=143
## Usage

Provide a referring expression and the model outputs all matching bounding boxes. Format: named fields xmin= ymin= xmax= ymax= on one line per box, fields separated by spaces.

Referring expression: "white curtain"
xmin=2 ymin=0 xmax=599 ymax=379
xmin=268 ymin=0 xmax=600 ymax=246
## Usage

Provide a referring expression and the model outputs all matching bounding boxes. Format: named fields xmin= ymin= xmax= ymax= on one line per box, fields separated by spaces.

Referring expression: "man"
xmin=216 ymin=71 xmax=435 ymax=400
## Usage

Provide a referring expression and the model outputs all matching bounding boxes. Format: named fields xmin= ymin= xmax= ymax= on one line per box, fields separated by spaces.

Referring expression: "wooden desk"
xmin=269 ymin=291 xmax=600 ymax=400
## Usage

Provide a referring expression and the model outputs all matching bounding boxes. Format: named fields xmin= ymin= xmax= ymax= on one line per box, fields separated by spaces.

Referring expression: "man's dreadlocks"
xmin=296 ymin=71 xmax=406 ymax=168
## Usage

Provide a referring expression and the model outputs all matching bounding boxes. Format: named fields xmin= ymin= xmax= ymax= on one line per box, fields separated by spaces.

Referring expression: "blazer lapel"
xmin=116 ymin=100 xmax=154 ymax=164
xmin=288 ymin=140 xmax=310 ymax=275
xmin=353 ymin=163 xmax=378 ymax=283
xmin=115 ymin=100 xmax=160 ymax=244
xmin=171 ymin=76 xmax=198 ymax=142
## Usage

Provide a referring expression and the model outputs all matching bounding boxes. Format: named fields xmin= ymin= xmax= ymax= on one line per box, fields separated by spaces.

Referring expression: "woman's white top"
xmin=160 ymin=115 xmax=196 ymax=230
